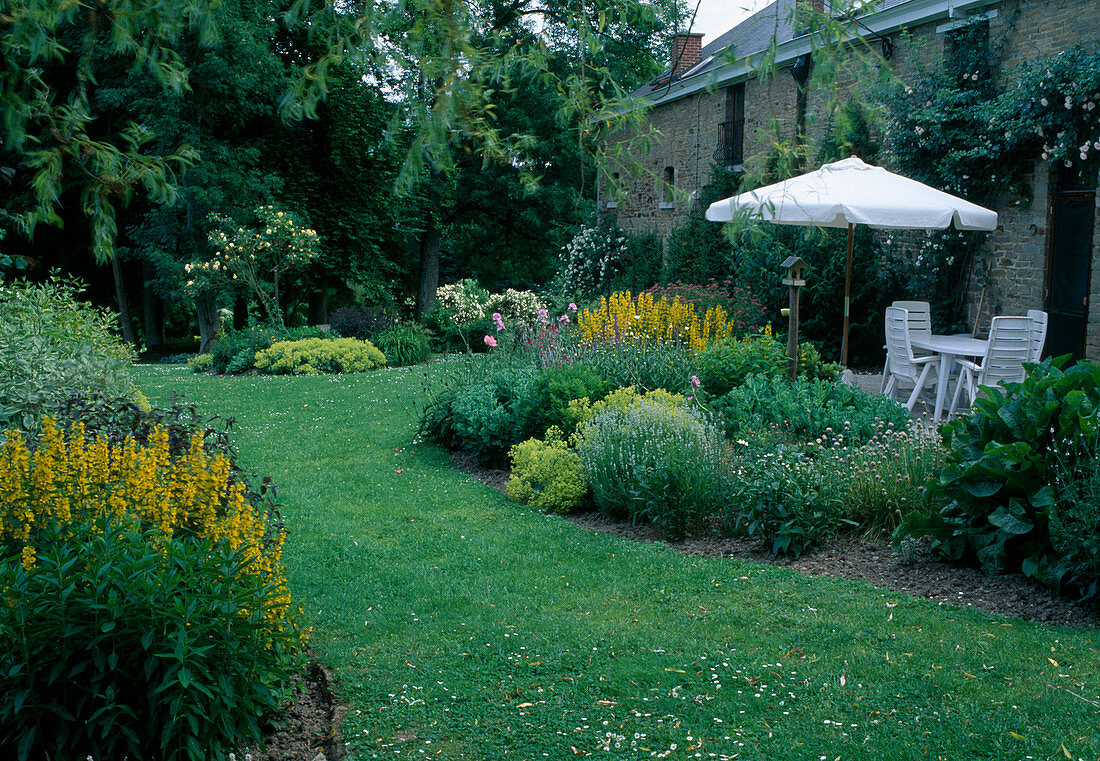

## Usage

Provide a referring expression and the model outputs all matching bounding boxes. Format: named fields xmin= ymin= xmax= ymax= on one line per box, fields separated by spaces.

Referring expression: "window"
xmin=944 ymin=19 xmax=989 ymax=85
xmin=660 ymin=166 xmax=675 ymax=208
xmin=606 ymin=172 xmax=620 ymax=209
xmin=715 ymin=83 xmax=745 ymax=167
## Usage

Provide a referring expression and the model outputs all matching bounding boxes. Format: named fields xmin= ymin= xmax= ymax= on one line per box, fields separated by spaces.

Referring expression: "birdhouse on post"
xmin=781 ymin=256 xmax=808 ymax=379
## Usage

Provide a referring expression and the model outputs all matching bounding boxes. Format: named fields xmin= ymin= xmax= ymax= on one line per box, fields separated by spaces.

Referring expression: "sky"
xmin=686 ymin=0 xmax=775 ymax=45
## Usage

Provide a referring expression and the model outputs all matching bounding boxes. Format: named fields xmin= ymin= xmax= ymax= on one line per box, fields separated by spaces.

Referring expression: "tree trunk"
xmin=415 ymin=220 xmax=441 ymax=322
xmin=111 ymin=255 xmax=138 ymax=347
xmin=142 ymin=262 xmax=164 ymax=351
xmin=308 ymin=273 xmax=329 ymax=325
xmin=234 ymin=295 xmax=248 ymax=330
xmin=272 ymin=267 xmax=281 ymax=324
xmin=196 ymin=293 xmax=222 ymax=353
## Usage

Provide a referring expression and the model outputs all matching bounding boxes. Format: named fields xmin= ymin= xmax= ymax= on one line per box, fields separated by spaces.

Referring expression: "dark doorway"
xmin=1046 ymin=190 xmax=1095 ymax=361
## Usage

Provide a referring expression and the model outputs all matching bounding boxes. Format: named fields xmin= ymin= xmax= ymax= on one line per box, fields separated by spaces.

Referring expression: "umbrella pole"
xmin=840 ymin=222 xmax=854 ymax=367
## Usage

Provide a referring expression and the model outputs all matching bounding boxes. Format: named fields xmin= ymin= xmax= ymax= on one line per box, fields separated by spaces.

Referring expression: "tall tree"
xmin=0 ymin=0 xmax=207 ymax=263
xmin=356 ymin=0 xmax=684 ymax=319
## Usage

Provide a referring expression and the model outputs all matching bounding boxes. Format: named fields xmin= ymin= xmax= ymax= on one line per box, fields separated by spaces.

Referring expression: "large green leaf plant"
xmin=895 ymin=357 xmax=1100 ymax=598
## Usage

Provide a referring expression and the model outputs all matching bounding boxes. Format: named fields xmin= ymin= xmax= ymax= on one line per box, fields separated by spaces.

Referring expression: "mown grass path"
xmin=136 ymin=364 xmax=1100 ymax=761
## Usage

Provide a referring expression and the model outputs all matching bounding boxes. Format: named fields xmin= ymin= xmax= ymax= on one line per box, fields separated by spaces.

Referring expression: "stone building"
xmin=605 ymin=0 xmax=1100 ymax=361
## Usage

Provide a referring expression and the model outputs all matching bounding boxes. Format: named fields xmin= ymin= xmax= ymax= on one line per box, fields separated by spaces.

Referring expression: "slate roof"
xmin=650 ymin=0 xmax=914 ymax=88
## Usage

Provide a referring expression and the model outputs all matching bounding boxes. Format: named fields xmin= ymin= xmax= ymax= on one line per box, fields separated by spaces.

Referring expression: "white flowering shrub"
xmin=485 ymin=288 xmax=547 ymax=327
xmin=434 ymin=280 xmax=490 ymax=326
xmin=559 ymin=225 xmax=627 ymax=301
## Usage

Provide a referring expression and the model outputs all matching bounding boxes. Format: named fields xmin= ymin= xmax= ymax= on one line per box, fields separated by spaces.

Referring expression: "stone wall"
xmin=607 ymin=89 xmax=723 ymax=239
xmin=608 ymin=69 xmax=802 ymax=238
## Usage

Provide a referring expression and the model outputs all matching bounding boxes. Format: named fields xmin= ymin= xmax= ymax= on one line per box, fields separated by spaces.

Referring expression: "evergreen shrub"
xmin=211 ymin=326 xmax=326 ymax=374
xmin=328 ymin=306 xmax=397 ymax=341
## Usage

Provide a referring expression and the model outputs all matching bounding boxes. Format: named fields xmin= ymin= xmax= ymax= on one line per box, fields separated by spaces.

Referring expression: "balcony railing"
xmin=714 ymin=119 xmax=745 ymax=167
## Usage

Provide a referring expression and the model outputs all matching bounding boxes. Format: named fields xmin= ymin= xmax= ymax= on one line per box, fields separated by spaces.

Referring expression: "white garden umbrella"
xmin=705 ymin=156 xmax=998 ymax=365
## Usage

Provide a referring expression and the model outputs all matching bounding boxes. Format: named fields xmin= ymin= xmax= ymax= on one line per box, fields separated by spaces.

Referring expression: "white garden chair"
xmin=883 ymin=306 xmax=939 ymax=412
xmin=948 ymin=315 xmax=1032 ymax=415
xmin=1027 ymin=309 xmax=1048 ymax=363
xmin=879 ymin=301 xmax=932 ymax=392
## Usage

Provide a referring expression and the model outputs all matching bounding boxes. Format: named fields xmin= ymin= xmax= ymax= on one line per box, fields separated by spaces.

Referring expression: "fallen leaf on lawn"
xmin=516 ymin=702 xmax=533 ymax=708
xmin=1061 ymin=742 xmax=1072 ymax=759
xmin=1049 ymin=658 xmax=1060 ymax=667
xmin=1009 ymin=732 xmax=1025 ymax=740
xmin=665 ymin=668 xmax=686 ymax=673
xmin=596 ymin=700 xmax=617 ymax=706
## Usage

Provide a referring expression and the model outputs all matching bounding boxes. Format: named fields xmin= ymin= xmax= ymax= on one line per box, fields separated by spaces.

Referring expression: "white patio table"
xmin=909 ymin=334 xmax=989 ymax=424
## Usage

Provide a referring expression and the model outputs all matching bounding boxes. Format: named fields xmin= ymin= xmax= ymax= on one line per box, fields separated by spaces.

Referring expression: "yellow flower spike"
xmin=0 ymin=431 xmax=31 ymax=542
xmin=20 ymin=545 xmax=36 ymax=572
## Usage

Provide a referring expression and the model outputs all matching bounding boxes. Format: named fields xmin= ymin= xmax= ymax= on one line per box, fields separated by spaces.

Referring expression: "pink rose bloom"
xmin=483 ymin=335 xmax=498 ymax=348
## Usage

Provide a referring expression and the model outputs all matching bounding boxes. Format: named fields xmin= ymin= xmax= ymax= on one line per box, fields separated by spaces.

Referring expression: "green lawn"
xmin=136 ymin=364 xmax=1100 ymax=761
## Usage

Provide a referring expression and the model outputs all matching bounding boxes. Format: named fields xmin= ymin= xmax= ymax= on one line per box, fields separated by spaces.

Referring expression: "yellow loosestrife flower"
xmin=578 ymin=291 xmax=737 ymax=352
xmin=1 ymin=422 xmax=296 ymax=643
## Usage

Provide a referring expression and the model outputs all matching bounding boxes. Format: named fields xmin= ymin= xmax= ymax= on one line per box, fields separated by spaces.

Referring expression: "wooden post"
xmin=781 ymin=256 xmax=807 ymax=380
xmin=840 ymin=222 xmax=854 ymax=367
xmin=787 ymin=282 xmax=801 ymax=380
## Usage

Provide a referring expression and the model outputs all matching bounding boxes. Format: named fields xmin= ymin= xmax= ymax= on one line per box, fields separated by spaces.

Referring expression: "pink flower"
xmin=568 ymin=302 xmax=578 ymax=312
xmin=483 ymin=335 xmax=497 ymax=348
xmin=538 ymin=309 xmax=549 ymax=324
xmin=492 ymin=312 xmax=505 ymax=331
xmin=690 ymin=375 xmax=701 ymax=389
xmin=558 ymin=314 xmax=570 ymax=323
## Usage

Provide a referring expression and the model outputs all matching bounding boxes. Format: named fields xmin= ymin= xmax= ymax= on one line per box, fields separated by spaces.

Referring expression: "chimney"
xmin=670 ymin=33 xmax=704 ymax=78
